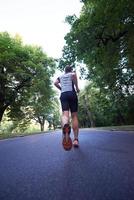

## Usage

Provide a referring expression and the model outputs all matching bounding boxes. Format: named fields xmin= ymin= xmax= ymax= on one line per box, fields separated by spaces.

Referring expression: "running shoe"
xmin=73 ymin=138 xmax=79 ymax=148
xmin=62 ymin=124 xmax=72 ymax=151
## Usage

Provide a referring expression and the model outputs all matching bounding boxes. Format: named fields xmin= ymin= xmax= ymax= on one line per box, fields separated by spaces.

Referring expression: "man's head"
xmin=65 ymin=65 xmax=73 ymax=73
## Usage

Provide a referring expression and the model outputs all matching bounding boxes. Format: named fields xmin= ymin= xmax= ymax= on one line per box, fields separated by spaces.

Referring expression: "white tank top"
xmin=58 ymin=72 xmax=75 ymax=93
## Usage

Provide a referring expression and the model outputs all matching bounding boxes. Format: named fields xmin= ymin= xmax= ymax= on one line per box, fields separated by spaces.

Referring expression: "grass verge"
xmin=0 ymin=129 xmax=54 ymax=140
xmin=90 ymin=125 xmax=134 ymax=131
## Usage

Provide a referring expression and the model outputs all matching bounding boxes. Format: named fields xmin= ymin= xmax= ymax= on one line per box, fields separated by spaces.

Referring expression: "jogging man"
xmin=54 ymin=66 xmax=80 ymax=150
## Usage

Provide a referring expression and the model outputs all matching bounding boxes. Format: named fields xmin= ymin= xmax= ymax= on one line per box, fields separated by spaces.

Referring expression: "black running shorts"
xmin=60 ymin=91 xmax=78 ymax=113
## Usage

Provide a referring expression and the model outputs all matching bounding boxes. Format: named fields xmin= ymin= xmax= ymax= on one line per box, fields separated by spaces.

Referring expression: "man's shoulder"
xmin=59 ymin=72 xmax=75 ymax=80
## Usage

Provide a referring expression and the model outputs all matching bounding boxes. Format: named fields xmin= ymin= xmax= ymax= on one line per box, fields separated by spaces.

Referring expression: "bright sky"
xmin=0 ymin=0 xmax=86 ymax=89
xmin=0 ymin=0 xmax=82 ymax=58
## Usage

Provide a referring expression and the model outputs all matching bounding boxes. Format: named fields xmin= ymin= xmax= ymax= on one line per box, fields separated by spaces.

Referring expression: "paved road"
xmin=0 ymin=129 xmax=134 ymax=200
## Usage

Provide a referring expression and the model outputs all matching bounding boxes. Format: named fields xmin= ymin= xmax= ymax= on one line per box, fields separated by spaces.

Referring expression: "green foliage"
xmin=79 ymin=83 xmax=134 ymax=127
xmin=28 ymin=92 xmax=60 ymax=131
xmin=0 ymin=32 xmax=57 ymax=132
xmin=46 ymin=97 xmax=61 ymax=130
xmin=59 ymin=0 xmax=134 ymax=126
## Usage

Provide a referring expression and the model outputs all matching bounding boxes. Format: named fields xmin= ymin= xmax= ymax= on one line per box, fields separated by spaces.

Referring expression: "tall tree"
xmin=59 ymin=0 xmax=134 ymax=126
xmin=0 ymin=32 xmax=56 ymax=124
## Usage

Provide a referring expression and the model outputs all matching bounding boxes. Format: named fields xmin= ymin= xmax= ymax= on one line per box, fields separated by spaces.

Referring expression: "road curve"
xmin=0 ymin=129 xmax=134 ymax=200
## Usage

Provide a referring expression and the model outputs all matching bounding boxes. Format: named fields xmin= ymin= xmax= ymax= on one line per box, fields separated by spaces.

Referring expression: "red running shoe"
xmin=62 ymin=124 xmax=72 ymax=151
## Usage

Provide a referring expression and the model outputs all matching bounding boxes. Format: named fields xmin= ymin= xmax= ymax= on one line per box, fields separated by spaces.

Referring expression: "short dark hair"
xmin=65 ymin=66 xmax=73 ymax=73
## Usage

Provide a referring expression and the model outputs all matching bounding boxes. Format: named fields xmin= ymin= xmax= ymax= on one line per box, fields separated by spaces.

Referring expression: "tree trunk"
xmin=116 ymin=110 xmax=126 ymax=125
xmin=40 ymin=123 xmax=44 ymax=131
xmin=0 ymin=105 xmax=8 ymax=122
xmin=0 ymin=111 xmax=3 ymax=123
xmin=41 ymin=124 xmax=44 ymax=131
xmin=38 ymin=116 xmax=45 ymax=131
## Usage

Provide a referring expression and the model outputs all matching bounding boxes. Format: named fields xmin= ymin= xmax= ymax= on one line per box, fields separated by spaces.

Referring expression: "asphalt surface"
xmin=0 ymin=129 xmax=134 ymax=200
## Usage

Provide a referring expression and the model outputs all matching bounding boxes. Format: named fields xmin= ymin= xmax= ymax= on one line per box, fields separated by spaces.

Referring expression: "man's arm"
xmin=54 ymin=78 xmax=61 ymax=91
xmin=72 ymin=72 xmax=80 ymax=93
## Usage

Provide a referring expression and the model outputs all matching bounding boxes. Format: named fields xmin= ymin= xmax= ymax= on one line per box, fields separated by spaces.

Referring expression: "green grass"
xmin=0 ymin=124 xmax=134 ymax=140
xmin=0 ymin=123 xmax=51 ymax=140
xmin=0 ymin=129 xmax=53 ymax=140
xmin=0 ymin=116 xmax=54 ymax=140
xmin=90 ymin=125 xmax=134 ymax=131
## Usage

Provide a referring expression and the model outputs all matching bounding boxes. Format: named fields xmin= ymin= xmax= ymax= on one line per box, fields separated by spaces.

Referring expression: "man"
xmin=54 ymin=66 xmax=80 ymax=150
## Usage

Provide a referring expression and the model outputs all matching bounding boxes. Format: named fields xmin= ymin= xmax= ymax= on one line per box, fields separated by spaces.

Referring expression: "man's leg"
xmin=61 ymin=111 xmax=69 ymax=128
xmin=61 ymin=111 xmax=72 ymax=150
xmin=71 ymin=112 xmax=79 ymax=140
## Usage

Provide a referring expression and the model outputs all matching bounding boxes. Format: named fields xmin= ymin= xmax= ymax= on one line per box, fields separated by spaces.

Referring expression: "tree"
xmin=59 ymin=0 xmax=134 ymax=126
xmin=46 ymin=97 xmax=61 ymax=130
xmin=79 ymin=88 xmax=95 ymax=127
xmin=27 ymin=92 xmax=60 ymax=132
xmin=0 ymin=32 xmax=56 ymax=125
xmin=79 ymin=82 xmax=134 ymax=127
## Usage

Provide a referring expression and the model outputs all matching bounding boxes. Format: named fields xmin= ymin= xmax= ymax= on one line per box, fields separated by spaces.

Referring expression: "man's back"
xmin=59 ymin=72 xmax=75 ymax=93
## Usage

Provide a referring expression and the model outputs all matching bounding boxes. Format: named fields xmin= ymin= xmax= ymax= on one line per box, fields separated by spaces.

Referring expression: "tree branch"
xmin=96 ymin=30 xmax=128 ymax=46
